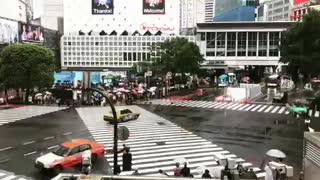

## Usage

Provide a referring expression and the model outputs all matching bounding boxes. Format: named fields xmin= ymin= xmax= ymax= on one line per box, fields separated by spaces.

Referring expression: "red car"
xmin=35 ymin=139 xmax=104 ymax=174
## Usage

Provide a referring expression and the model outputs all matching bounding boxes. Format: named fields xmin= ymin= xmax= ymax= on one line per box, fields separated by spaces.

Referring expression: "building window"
xmin=201 ymin=33 xmax=205 ymax=41
xmin=216 ymin=32 xmax=226 ymax=56
xmin=227 ymin=32 xmax=236 ymax=56
xmin=206 ymin=32 xmax=215 ymax=48
xmin=206 ymin=52 xmax=215 ymax=56
xmin=248 ymin=32 xmax=257 ymax=56
xmin=258 ymin=32 xmax=267 ymax=56
xmin=269 ymin=32 xmax=279 ymax=57
xmin=237 ymin=32 xmax=247 ymax=56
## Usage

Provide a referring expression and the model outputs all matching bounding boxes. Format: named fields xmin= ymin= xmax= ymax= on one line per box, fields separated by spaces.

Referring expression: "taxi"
xmin=35 ymin=139 xmax=104 ymax=174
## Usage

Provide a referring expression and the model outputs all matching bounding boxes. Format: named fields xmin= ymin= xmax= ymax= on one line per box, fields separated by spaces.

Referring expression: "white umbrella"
xmin=174 ymin=157 xmax=188 ymax=165
xmin=195 ymin=165 xmax=207 ymax=175
xmin=266 ymin=149 xmax=286 ymax=159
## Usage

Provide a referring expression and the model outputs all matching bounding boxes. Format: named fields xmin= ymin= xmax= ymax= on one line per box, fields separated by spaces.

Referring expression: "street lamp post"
xmin=87 ymin=87 xmax=118 ymax=175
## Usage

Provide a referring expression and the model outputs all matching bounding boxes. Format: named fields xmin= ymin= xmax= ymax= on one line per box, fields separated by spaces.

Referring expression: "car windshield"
xmin=53 ymin=145 xmax=70 ymax=156
xmin=120 ymin=109 xmax=132 ymax=114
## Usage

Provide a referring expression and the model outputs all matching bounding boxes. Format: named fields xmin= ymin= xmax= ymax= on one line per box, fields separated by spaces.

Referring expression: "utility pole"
xmin=87 ymin=88 xmax=118 ymax=174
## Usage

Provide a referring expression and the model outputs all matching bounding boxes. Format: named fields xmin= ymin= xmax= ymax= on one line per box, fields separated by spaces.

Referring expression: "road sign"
xmin=118 ymin=126 xmax=130 ymax=141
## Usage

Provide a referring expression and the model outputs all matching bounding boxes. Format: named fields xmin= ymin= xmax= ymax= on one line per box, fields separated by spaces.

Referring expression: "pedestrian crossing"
xmin=0 ymin=106 xmax=68 ymax=126
xmin=76 ymin=106 xmax=265 ymax=178
xmin=138 ymin=99 xmax=320 ymax=118
xmin=0 ymin=169 xmax=32 ymax=180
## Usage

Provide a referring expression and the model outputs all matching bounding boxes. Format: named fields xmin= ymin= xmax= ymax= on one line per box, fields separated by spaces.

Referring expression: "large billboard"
xmin=20 ymin=23 xmax=44 ymax=44
xmin=143 ymin=0 xmax=165 ymax=14
xmin=0 ymin=18 xmax=18 ymax=44
xmin=92 ymin=0 xmax=114 ymax=14
xmin=293 ymin=0 xmax=309 ymax=5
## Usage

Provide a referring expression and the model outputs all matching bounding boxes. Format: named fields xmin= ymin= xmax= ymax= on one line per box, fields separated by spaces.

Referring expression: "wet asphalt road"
xmin=0 ymin=88 xmax=318 ymax=180
xmin=0 ymin=108 xmax=109 ymax=180
xmin=140 ymin=103 xmax=309 ymax=180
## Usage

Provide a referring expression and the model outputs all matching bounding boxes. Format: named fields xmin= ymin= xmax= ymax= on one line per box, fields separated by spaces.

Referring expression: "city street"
xmin=140 ymin=98 xmax=315 ymax=180
xmin=0 ymin=89 xmax=317 ymax=180
xmin=0 ymin=107 xmax=109 ymax=180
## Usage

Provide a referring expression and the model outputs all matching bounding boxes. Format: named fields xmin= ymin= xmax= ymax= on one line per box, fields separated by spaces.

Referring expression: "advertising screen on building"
xmin=20 ymin=23 xmax=44 ymax=44
xmin=0 ymin=18 xmax=18 ymax=44
xmin=92 ymin=0 xmax=114 ymax=14
xmin=293 ymin=0 xmax=309 ymax=5
xmin=143 ymin=0 xmax=165 ymax=14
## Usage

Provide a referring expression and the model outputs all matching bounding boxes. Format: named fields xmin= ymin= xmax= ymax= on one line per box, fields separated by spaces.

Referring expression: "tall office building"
xmin=180 ymin=0 xmax=205 ymax=34
xmin=213 ymin=0 xmax=257 ymax=21
xmin=32 ymin=0 xmax=63 ymax=31
xmin=205 ymin=0 xmax=215 ymax=22
xmin=259 ymin=0 xmax=291 ymax=21
xmin=291 ymin=0 xmax=320 ymax=21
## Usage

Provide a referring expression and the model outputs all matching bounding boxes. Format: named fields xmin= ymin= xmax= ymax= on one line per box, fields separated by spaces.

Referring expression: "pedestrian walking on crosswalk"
xmin=181 ymin=162 xmax=191 ymax=177
xmin=173 ymin=162 xmax=181 ymax=177
xmin=122 ymin=148 xmax=132 ymax=171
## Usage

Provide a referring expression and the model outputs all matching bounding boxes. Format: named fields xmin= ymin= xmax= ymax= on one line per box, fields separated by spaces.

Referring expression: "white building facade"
xmin=180 ymin=0 xmax=205 ymax=34
xmin=32 ymin=0 xmax=63 ymax=31
xmin=63 ymin=0 xmax=180 ymax=36
xmin=0 ymin=0 xmax=28 ymax=44
xmin=205 ymin=0 xmax=215 ymax=22
xmin=196 ymin=22 xmax=291 ymax=69
xmin=256 ymin=0 xmax=291 ymax=22
xmin=61 ymin=35 xmax=195 ymax=71
xmin=0 ymin=0 xmax=27 ymax=22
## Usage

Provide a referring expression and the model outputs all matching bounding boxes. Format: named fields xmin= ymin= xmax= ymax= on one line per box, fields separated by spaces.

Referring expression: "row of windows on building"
xmin=201 ymin=32 xmax=280 ymax=57
xmin=64 ymin=41 xmax=159 ymax=47
xmin=63 ymin=51 xmax=155 ymax=66
xmin=63 ymin=61 xmax=136 ymax=66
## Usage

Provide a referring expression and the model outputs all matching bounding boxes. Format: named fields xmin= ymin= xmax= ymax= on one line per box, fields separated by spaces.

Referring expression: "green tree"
xmin=155 ymin=37 xmax=204 ymax=76
xmin=280 ymin=10 xmax=320 ymax=82
xmin=0 ymin=44 xmax=55 ymax=103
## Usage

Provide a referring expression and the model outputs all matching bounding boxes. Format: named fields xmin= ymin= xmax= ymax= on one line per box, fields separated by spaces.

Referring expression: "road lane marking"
xmin=264 ymin=106 xmax=274 ymax=113
xmin=251 ymin=105 xmax=262 ymax=112
xmin=271 ymin=106 xmax=280 ymax=113
xmin=257 ymin=105 xmax=268 ymax=112
xmin=244 ymin=104 xmax=256 ymax=111
xmin=232 ymin=104 xmax=243 ymax=110
xmin=1 ymin=175 xmax=16 ymax=180
xmin=23 ymin=141 xmax=35 ymax=146
xmin=226 ymin=103 xmax=240 ymax=109
xmin=238 ymin=104 xmax=250 ymax=111
xmin=278 ymin=107 xmax=286 ymax=114
xmin=0 ymin=147 xmax=12 ymax=152
xmin=63 ymin=132 xmax=72 ymax=136
xmin=0 ymin=158 xmax=9 ymax=164
xmin=80 ymin=128 xmax=87 ymax=131
xmin=315 ymin=111 xmax=319 ymax=117
xmin=48 ymin=145 xmax=58 ymax=150
xmin=43 ymin=136 xmax=54 ymax=140
xmin=24 ymin=151 xmax=37 ymax=156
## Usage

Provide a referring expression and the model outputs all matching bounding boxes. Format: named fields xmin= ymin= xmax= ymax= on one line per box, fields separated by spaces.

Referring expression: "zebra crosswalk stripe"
xmin=238 ymin=104 xmax=250 ymax=111
xmin=244 ymin=104 xmax=256 ymax=111
xmin=0 ymin=106 xmax=67 ymax=126
xmin=226 ymin=103 xmax=240 ymax=109
xmin=278 ymin=107 xmax=286 ymax=114
xmin=258 ymin=105 xmax=268 ymax=112
xmin=251 ymin=104 xmax=262 ymax=112
xmin=76 ymin=106 xmax=263 ymax=177
xmin=264 ymin=106 xmax=274 ymax=113
xmin=271 ymin=106 xmax=280 ymax=113
xmin=232 ymin=104 xmax=244 ymax=110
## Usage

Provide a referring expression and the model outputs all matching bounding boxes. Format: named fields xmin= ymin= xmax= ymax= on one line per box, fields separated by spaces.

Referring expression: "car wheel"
xmin=53 ymin=165 xmax=63 ymax=175
xmin=92 ymin=154 xmax=98 ymax=162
